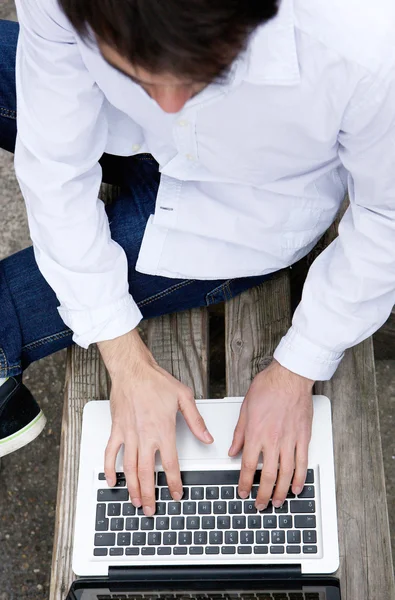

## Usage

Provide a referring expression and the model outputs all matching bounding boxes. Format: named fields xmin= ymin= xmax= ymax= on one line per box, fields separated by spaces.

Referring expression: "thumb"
xmin=229 ymin=405 xmax=247 ymax=456
xmin=179 ymin=394 xmax=214 ymax=444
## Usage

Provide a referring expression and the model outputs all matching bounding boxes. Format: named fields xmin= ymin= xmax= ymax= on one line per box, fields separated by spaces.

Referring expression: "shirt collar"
xmin=243 ymin=0 xmax=300 ymax=86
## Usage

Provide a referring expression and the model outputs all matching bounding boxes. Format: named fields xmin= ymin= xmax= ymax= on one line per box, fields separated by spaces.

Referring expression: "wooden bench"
xmin=49 ymin=193 xmax=395 ymax=599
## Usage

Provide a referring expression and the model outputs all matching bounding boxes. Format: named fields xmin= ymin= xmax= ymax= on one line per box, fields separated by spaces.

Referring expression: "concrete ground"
xmin=0 ymin=3 xmax=394 ymax=598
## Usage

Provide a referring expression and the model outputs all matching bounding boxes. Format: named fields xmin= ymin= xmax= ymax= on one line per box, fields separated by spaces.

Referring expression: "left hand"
xmin=228 ymin=359 xmax=314 ymax=510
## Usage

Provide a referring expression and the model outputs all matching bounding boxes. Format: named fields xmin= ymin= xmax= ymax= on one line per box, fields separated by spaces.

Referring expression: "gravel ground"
xmin=0 ymin=3 xmax=394 ymax=598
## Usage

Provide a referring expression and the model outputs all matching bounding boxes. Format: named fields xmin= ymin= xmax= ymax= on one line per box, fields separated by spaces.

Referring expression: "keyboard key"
xmin=94 ymin=548 xmax=108 ymax=556
xmin=232 ymin=516 xmax=246 ymax=529
xmin=97 ymin=489 xmax=128 ymax=502
xmin=191 ymin=487 xmax=204 ymax=500
xmin=202 ymin=516 xmax=216 ymax=529
xmin=294 ymin=515 xmax=316 ymax=528
xmin=142 ymin=547 xmax=155 ymax=556
xmin=182 ymin=487 xmax=190 ymax=500
xmin=243 ymin=501 xmax=257 ymax=514
xmin=156 ymin=517 xmax=170 ymax=530
xmin=303 ymin=530 xmax=317 ymax=544
xmin=305 ymin=469 xmax=315 ymax=484
xmin=173 ymin=547 xmax=187 ymax=555
xmin=107 ymin=503 xmax=121 ymax=517
xmin=275 ymin=502 xmax=288 ymax=514
xmin=214 ymin=502 xmax=227 ymax=514
xmin=209 ymin=531 xmax=223 ymax=545
xmin=198 ymin=502 xmax=212 ymax=514
xmin=251 ymin=486 xmax=259 ymax=499
xmin=279 ymin=515 xmax=293 ymax=529
xmin=163 ymin=532 xmax=177 ymax=545
xmin=260 ymin=503 xmax=273 ymax=514
xmin=303 ymin=545 xmax=318 ymax=554
xmin=168 ymin=502 xmax=181 ymax=515
xmin=238 ymin=546 xmax=252 ymax=554
xmin=287 ymin=531 xmax=301 ymax=544
xmin=125 ymin=518 xmax=139 ymax=530
xmin=141 ymin=518 xmax=155 ymax=530
xmin=254 ymin=546 xmax=268 ymax=554
xmin=157 ymin=547 xmax=171 ymax=555
xmin=110 ymin=548 xmax=124 ymax=556
xmin=298 ymin=486 xmax=315 ymax=499
xmin=187 ymin=517 xmax=200 ymax=530
xmin=263 ymin=516 xmax=277 ymax=528
xmin=161 ymin=488 xmax=172 ymax=501
xmin=206 ymin=487 xmax=219 ymax=500
xmin=270 ymin=546 xmax=285 ymax=554
xmin=96 ymin=504 xmax=106 ymax=521
xmin=132 ymin=532 xmax=146 ymax=546
xmin=122 ymin=503 xmax=136 ymax=516
xmin=222 ymin=546 xmax=236 ymax=554
xmin=125 ymin=548 xmax=139 ymax=556
xmin=98 ymin=473 xmax=106 ymax=480
xmin=206 ymin=547 xmax=220 ymax=554
xmin=137 ymin=507 xmax=145 ymax=515
xmin=229 ymin=501 xmax=242 ymax=514
xmin=179 ymin=532 xmax=192 ymax=545
xmin=183 ymin=502 xmax=197 ymax=515
xmin=240 ymin=531 xmax=254 ymax=545
xmin=286 ymin=489 xmax=296 ymax=499
xmin=155 ymin=502 xmax=167 ymax=516
xmin=171 ymin=517 xmax=185 ymax=530
xmin=158 ymin=470 xmax=259 ymax=486
xmin=194 ymin=531 xmax=207 ymax=545
xmin=117 ymin=532 xmax=131 ymax=546
xmin=94 ymin=533 xmax=115 ymax=546
xmin=221 ymin=487 xmax=234 ymax=499
xmin=287 ymin=546 xmax=301 ymax=554
xmin=217 ymin=516 xmax=231 ymax=529
xmin=225 ymin=531 xmax=238 ymax=545
xmin=148 ymin=532 xmax=161 ymax=545
xmin=248 ymin=516 xmax=261 ymax=529
xmin=190 ymin=547 xmax=204 ymax=555
xmin=271 ymin=531 xmax=285 ymax=544
xmin=95 ymin=518 xmax=109 ymax=532
xmin=256 ymin=531 xmax=269 ymax=544
xmin=290 ymin=500 xmax=315 ymax=513
xmin=110 ymin=518 xmax=124 ymax=531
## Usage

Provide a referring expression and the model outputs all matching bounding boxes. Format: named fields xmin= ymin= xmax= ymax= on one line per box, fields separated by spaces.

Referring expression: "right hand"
xmin=98 ymin=329 xmax=214 ymax=517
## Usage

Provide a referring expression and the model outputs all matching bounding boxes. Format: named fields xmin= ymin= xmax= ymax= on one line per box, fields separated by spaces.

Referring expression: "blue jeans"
xmin=0 ymin=20 xmax=272 ymax=378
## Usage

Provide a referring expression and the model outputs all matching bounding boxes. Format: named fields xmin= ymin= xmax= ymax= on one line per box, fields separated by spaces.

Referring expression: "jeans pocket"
xmin=205 ymin=273 xmax=273 ymax=306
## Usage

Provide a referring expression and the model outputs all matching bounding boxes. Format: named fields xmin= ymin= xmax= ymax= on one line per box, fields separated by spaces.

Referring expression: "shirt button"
xmin=178 ymin=119 xmax=189 ymax=127
xmin=132 ymin=144 xmax=141 ymax=152
xmin=185 ymin=153 xmax=195 ymax=161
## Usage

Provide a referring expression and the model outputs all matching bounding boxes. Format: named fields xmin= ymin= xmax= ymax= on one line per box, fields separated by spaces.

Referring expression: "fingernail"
xmin=173 ymin=491 xmax=182 ymax=501
xmin=273 ymin=500 xmax=282 ymax=508
xmin=106 ymin=477 xmax=114 ymax=487
xmin=256 ymin=503 xmax=266 ymax=511
xmin=294 ymin=486 xmax=303 ymax=495
xmin=132 ymin=497 xmax=142 ymax=507
xmin=203 ymin=430 xmax=213 ymax=443
xmin=144 ymin=506 xmax=154 ymax=517
xmin=238 ymin=491 xmax=248 ymax=499
xmin=228 ymin=445 xmax=234 ymax=456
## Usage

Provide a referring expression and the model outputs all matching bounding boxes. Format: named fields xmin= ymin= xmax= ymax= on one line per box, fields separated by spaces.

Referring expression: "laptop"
xmin=67 ymin=396 xmax=341 ymax=599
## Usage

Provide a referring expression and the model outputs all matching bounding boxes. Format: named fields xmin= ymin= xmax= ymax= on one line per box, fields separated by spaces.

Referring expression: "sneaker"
xmin=0 ymin=376 xmax=46 ymax=457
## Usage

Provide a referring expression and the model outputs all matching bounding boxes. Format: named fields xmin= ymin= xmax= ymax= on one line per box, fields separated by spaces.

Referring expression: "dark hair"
xmin=58 ymin=0 xmax=278 ymax=82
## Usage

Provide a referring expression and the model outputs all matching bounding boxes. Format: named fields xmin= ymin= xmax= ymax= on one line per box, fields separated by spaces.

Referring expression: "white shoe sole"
xmin=0 ymin=410 xmax=47 ymax=457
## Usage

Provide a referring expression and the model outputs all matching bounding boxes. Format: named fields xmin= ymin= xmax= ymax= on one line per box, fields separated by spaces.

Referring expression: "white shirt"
xmin=14 ymin=0 xmax=395 ymax=380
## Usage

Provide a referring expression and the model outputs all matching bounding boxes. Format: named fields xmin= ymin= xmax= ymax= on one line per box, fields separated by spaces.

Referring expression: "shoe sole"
xmin=0 ymin=410 xmax=47 ymax=457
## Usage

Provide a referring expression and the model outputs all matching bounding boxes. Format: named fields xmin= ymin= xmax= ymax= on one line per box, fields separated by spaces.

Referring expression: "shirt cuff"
xmin=273 ymin=326 xmax=344 ymax=381
xmin=57 ymin=294 xmax=143 ymax=349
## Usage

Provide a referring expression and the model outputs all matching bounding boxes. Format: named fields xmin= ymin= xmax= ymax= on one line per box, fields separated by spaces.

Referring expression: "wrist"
xmin=98 ymin=328 xmax=155 ymax=377
xmin=269 ymin=359 xmax=315 ymax=391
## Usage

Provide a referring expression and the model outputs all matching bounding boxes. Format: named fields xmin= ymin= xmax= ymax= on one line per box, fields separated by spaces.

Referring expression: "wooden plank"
xmin=224 ymin=271 xmax=292 ymax=396
xmin=49 ymin=345 xmax=109 ymax=600
xmin=144 ymin=307 xmax=209 ymax=399
xmin=374 ymin=309 xmax=395 ymax=360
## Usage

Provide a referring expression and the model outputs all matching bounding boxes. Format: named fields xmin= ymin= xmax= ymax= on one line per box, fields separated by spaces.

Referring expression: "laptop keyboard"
xmin=96 ymin=593 xmax=321 ymax=599
xmin=94 ymin=469 xmax=318 ymax=558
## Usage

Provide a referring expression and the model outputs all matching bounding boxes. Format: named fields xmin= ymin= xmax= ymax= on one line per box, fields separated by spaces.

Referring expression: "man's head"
xmin=58 ymin=0 xmax=278 ymax=112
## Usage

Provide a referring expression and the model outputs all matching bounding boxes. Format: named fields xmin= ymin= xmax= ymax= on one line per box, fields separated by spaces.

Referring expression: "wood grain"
xmin=224 ymin=272 xmax=292 ymax=396
xmin=49 ymin=345 xmax=109 ymax=600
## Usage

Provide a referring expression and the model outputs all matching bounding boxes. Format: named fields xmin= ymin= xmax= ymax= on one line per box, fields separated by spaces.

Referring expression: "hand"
xmin=228 ymin=359 xmax=314 ymax=509
xmin=98 ymin=329 xmax=213 ymax=516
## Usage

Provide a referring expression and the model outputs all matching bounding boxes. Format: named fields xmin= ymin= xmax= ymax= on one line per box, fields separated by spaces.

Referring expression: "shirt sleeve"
xmin=274 ymin=58 xmax=395 ymax=381
xmin=14 ymin=0 xmax=143 ymax=348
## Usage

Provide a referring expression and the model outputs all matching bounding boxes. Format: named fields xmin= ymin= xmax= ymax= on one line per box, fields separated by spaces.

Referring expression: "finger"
xmin=238 ymin=441 xmax=260 ymax=499
xmin=179 ymin=392 xmax=213 ymax=444
xmin=272 ymin=447 xmax=295 ymax=508
xmin=104 ymin=430 xmax=123 ymax=487
xmin=255 ymin=448 xmax=279 ymax=510
xmin=228 ymin=403 xmax=247 ymax=456
xmin=160 ymin=433 xmax=183 ymax=501
xmin=292 ymin=438 xmax=310 ymax=495
xmin=123 ymin=438 xmax=142 ymax=508
xmin=138 ymin=445 xmax=157 ymax=517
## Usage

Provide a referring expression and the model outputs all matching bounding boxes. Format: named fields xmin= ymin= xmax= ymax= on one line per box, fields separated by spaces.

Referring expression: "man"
xmin=0 ymin=0 xmax=394 ymax=520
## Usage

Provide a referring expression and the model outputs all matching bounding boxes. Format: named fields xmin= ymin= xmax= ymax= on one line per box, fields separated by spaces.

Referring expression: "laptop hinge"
xmin=108 ymin=565 xmax=302 ymax=582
